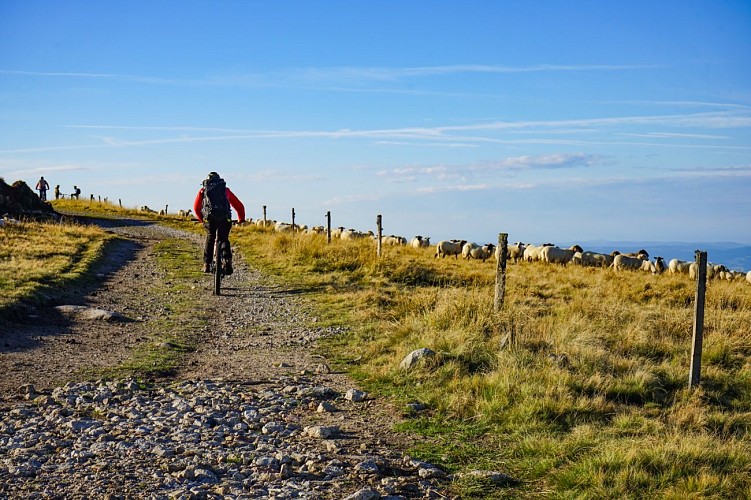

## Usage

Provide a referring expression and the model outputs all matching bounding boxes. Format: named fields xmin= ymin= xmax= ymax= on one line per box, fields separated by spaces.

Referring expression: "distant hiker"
xmin=71 ymin=185 xmax=81 ymax=200
xmin=54 ymin=185 xmax=61 ymax=200
xmin=193 ymin=172 xmax=245 ymax=275
xmin=35 ymin=176 xmax=50 ymax=201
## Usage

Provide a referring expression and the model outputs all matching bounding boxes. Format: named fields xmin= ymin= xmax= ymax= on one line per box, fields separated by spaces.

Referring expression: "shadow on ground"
xmin=0 ymin=236 xmax=143 ymax=350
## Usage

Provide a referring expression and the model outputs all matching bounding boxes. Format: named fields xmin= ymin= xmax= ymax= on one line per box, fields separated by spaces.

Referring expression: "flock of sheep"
xmin=505 ymin=242 xmax=749 ymax=283
xmin=147 ymin=211 xmax=751 ymax=286
xmin=264 ymin=219 xmax=751 ymax=285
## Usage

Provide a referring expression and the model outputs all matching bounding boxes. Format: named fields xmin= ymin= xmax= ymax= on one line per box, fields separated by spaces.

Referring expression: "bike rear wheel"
xmin=213 ymin=231 xmax=222 ymax=296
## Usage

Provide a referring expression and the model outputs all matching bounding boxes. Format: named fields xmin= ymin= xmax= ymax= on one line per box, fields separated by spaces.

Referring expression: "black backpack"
xmin=202 ymin=178 xmax=231 ymax=222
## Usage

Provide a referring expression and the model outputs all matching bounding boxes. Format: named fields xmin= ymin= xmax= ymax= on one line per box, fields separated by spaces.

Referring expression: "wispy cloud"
xmin=378 ymin=153 xmax=602 ymax=183
xmin=233 ymin=169 xmax=325 ymax=183
xmin=417 ymin=183 xmax=491 ymax=194
xmin=377 ymin=165 xmax=462 ymax=183
xmin=375 ymin=141 xmax=478 ymax=148
xmin=0 ymin=69 xmax=187 ymax=85
xmin=436 ymin=111 xmax=751 ymax=132
xmin=414 ymin=163 xmax=751 ymax=195
xmin=4 ymin=164 xmax=88 ymax=176
xmin=1 ymin=107 xmax=745 ymax=156
xmin=617 ymin=132 xmax=730 ymax=140
xmin=296 ymin=64 xmax=662 ymax=82
xmin=323 ymin=193 xmax=384 ymax=206
xmin=487 ymin=153 xmax=603 ymax=170
xmin=2 ymin=63 xmax=660 ymax=88
xmin=92 ymin=172 xmax=196 ymax=186
xmin=614 ymin=100 xmax=751 ymax=110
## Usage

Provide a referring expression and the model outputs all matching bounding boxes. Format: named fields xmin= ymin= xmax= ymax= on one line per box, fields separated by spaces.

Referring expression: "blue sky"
xmin=2 ymin=0 xmax=750 ymax=245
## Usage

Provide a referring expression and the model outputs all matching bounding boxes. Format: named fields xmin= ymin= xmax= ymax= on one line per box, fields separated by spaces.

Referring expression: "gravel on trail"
xmin=0 ymin=216 xmax=453 ymax=499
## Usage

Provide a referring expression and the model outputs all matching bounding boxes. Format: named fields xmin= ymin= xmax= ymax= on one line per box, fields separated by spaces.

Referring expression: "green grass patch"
xmin=94 ymin=238 xmax=207 ymax=379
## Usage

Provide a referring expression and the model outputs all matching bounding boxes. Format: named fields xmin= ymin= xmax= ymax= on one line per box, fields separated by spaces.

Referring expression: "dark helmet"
xmin=206 ymin=171 xmax=220 ymax=182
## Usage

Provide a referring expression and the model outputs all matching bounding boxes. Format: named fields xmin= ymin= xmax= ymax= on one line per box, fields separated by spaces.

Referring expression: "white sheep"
xmin=435 ymin=240 xmax=467 ymax=259
xmin=341 ymin=229 xmax=373 ymax=240
xmin=613 ymin=254 xmax=652 ymax=272
xmin=274 ymin=222 xmax=295 ymax=233
xmin=523 ymin=243 xmax=554 ymax=262
xmin=540 ymin=245 xmax=583 ymax=266
xmin=507 ymin=242 xmax=526 ymax=263
xmin=177 ymin=209 xmax=192 ymax=218
xmin=619 ymin=249 xmax=650 ymax=259
xmin=255 ymin=219 xmax=276 ymax=228
xmin=577 ymin=251 xmax=615 ymax=268
xmin=462 ymin=242 xmax=495 ymax=262
xmin=668 ymin=259 xmax=691 ymax=275
xmin=383 ymin=235 xmax=407 ymax=246
xmin=410 ymin=236 xmax=431 ymax=248
xmin=747 ymin=271 xmax=751 ymax=285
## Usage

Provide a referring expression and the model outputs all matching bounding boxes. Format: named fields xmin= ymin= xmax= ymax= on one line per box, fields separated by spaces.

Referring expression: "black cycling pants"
xmin=204 ymin=219 xmax=232 ymax=265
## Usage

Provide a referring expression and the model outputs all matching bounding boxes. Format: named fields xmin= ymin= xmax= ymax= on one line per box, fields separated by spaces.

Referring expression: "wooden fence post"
xmin=118 ymin=199 xmax=122 ymax=208
xmin=263 ymin=205 xmax=267 ymax=227
xmin=689 ymin=250 xmax=708 ymax=389
xmin=326 ymin=211 xmax=331 ymax=244
xmin=494 ymin=233 xmax=508 ymax=313
xmin=291 ymin=208 xmax=296 ymax=232
xmin=376 ymin=215 xmax=383 ymax=258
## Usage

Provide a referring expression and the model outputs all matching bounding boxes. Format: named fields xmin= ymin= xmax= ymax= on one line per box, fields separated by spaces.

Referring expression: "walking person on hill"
xmin=54 ymin=185 xmax=61 ymax=200
xmin=193 ymin=172 xmax=245 ymax=275
xmin=35 ymin=176 xmax=50 ymax=201
xmin=71 ymin=185 xmax=81 ymax=200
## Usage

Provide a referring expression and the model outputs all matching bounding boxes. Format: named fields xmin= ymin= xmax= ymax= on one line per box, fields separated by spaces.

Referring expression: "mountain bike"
xmin=211 ymin=227 xmax=226 ymax=296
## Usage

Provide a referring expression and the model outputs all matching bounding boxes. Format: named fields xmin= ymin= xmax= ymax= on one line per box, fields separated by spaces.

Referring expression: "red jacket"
xmin=193 ymin=187 xmax=245 ymax=223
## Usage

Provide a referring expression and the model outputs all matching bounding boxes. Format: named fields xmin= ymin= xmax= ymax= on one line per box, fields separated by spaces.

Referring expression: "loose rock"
xmin=399 ymin=348 xmax=436 ymax=370
xmin=0 ymin=379 xmax=449 ymax=498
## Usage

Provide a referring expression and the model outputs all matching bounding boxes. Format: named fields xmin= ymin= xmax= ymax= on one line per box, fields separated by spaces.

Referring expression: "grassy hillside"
xmin=231 ymin=227 xmax=751 ymax=498
xmin=0 ymin=219 xmax=113 ymax=317
xmin=1 ymin=199 xmax=197 ymax=319
xmin=10 ymin=200 xmax=750 ymax=497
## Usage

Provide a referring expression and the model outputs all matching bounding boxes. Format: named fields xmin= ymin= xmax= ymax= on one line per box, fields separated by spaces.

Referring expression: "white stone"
xmin=399 ymin=348 xmax=436 ymax=370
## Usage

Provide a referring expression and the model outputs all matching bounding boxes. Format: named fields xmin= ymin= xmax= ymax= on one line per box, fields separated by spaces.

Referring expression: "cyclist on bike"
xmin=193 ymin=172 xmax=245 ymax=275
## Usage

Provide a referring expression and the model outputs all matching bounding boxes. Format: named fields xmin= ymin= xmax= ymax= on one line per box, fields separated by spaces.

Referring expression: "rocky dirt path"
xmin=0 ymin=216 xmax=452 ymax=499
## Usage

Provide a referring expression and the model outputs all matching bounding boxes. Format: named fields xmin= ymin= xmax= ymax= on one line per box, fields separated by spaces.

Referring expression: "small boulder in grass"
xmin=345 ymin=389 xmax=367 ymax=402
xmin=457 ymin=469 xmax=517 ymax=486
xmin=399 ymin=347 xmax=436 ymax=370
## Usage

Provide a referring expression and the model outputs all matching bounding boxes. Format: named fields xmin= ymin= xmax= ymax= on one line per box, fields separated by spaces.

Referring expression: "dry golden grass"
xmin=232 ymin=228 xmax=751 ymax=497
xmin=0 ymin=220 xmax=112 ymax=313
